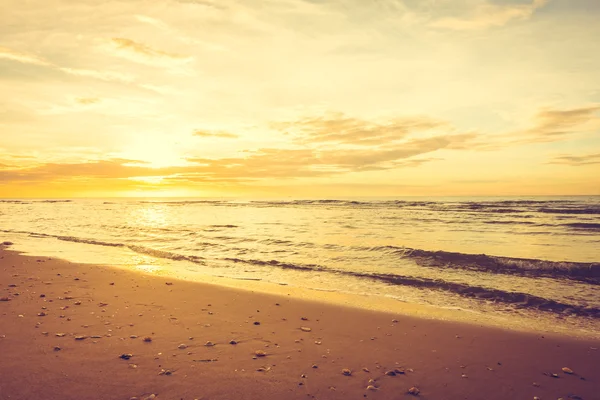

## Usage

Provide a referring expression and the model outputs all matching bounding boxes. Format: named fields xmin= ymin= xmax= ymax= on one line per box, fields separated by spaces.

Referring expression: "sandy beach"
xmin=0 ymin=245 xmax=598 ymax=400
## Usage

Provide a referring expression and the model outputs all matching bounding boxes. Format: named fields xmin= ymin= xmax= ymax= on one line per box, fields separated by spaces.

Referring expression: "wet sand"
xmin=1 ymin=245 xmax=598 ymax=400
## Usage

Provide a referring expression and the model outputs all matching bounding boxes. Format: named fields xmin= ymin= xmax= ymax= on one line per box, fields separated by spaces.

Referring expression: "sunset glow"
xmin=1 ymin=0 xmax=599 ymax=197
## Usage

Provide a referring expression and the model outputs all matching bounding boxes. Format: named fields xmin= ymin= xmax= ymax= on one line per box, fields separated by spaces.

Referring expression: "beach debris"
xmin=301 ymin=317 xmax=308 ymax=321
xmin=461 ymin=374 xmax=468 ymax=378
xmin=193 ymin=358 xmax=218 ymax=362
xmin=119 ymin=353 xmax=133 ymax=360
xmin=312 ymin=364 xmax=318 ymax=369
xmin=394 ymin=368 xmax=406 ymax=374
xmin=8 ymin=284 xmax=16 ymax=288
xmin=74 ymin=335 xmax=87 ymax=340
xmin=315 ymin=341 xmax=322 ymax=345
xmin=2 ymin=241 xmax=14 ymax=246
xmin=37 ymin=312 xmax=47 ymax=316
xmin=130 ymin=335 xmax=138 ymax=339
xmin=56 ymin=333 xmax=66 ymax=337
xmin=165 ymin=282 xmax=173 ymax=285
xmin=385 ymin=370 xmax=398 ymax=376
xmin=129 ymin=364 xmax=138 ymax=369
xmin=342 ymin=368 xmax=352 ymax=376
xmin=0 ymin=297 xmax=10 ymax=302
xmin=229 ymin=340 xmax=238 ymax=345
xmin=178 ymin=344 xmax=188 ymax=349
xmin=300 ymin=327 xmax=312 ymax=332
xmin=366 ymin=385 xmax=379 ymax=391
xmin=158 ymin=369 xmax=172 ymax=375
xmin=143 ymin=337 xmax=152 ymax=342
xmin=42 ymin=332 xmax=49 ymax=336
xmin=562 ymin=367 xmax=574 ymax=374
xmin=204 ymin=341 xmax=215 ymax=347
xmin=408 ymin=386 xmax=420 ymax=396
xmin=362 ymin=367 xmax=370 ymax=372
xmin=74 ymin=301 xmax=82 ymax=305
xmin=253 ymin=321 xmax=261 ymax=325
xmin=91 ymin=335 xmax=102 ymax=339
xmin=257 ymin=367 xmax=270 ymax=372
xmin=40 ymin=294 xmax=46 ymax=298
xmin=143 ymin=395 xmax=157 ymax=400
xmin=254 ymin=350 xmax=267 ymax=357
xmin=53 ymin=346 xmax=61 ymax=351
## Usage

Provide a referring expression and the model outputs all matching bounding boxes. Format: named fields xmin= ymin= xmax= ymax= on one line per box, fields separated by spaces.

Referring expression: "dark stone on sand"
xmin=119 ymin=353 xmax=133 ymax=360
xmin=254 ymin=321 xmax=261 ymax=325
xmin=2 ymin=241 xmax=13 ymax=246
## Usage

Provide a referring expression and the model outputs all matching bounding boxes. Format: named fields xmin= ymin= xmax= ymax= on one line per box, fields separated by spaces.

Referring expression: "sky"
xmin=0 ymin=0 xmax=599 ymax=198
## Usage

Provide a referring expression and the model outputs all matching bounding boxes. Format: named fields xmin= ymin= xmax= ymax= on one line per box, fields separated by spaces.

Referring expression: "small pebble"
xmin=408 ymin=386 xmax=420 ymax=395
xmin=300 ymin=327 xmax=312 ymax=332
xmin=119 ymin=353 xmax=133 ymax=360
xmin=205 ymin=341 xmax=215 ymax=347
xmin=229 ymin=340 xmax=238 ymax=345
xmin=366 ymin=385 xmax=379 ymax=391
xmin=74 ymin=335 xmax=87 ymax=340
xmin=342 ymin=368 xmax=352 ymax=376
xmin=143 ymin=337 xmax=152 ymax=342
xmin=562 ymin=367 xmax=574 ymax=374
xmin=253 ymin=321 xmax=261 ymax=325
xmin=178 ymin=344 xmax=188 ymax=349
xmin=255 ymin=350 xmax=267 ymax=357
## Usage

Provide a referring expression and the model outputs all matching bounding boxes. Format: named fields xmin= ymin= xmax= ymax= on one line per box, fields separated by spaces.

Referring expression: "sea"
xmin=1 ymin=196 xmax=599 ymax=337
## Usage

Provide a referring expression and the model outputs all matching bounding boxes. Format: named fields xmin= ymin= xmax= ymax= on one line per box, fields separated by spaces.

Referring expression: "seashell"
xmin=178 ymin=343 xmax=188 ymax=349
xmin=255 ymin=350 xmax=267 ymax=357
xmin=363 ymin=367 xmax=370 ymax=372
xmin=300 ymin=327 xmax=312 ymax=332
xmin=37 ymin=312 xmax=46 ymax=316
xmin=385 ymin=370 xmax=396 ymax=376
xmin=342 ymin=368 xmax=352 ymax=376
xmin=56 ymin=333 xmax=66 ymax=337
xmin=53 ymin=346 xmax=61 ymax=351
xmin=74 ymin=335 xmax=87 ymax=340
xmin=562 ymin=367 xmax=574 ymax=374
xmin=130 ymin=335 xmax=138 ymax=339
xmin=205 ymin=341 xmax=215 ymax=347
xmin=119 ymin=353 xmax=133 ymax=360
xmin=367 ymin=385 xmax=379 ymax=391
xmin=312 ymin=364 xmax=318 ymax=369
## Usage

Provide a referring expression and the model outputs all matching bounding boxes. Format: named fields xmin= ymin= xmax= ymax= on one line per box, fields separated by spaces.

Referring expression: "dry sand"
xmin=0 ymin=245 xmax=598 ymax=400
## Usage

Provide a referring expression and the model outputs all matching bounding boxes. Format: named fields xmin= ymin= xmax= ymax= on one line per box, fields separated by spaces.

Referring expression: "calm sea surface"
xmin=1 ymin=196 xmax=599 ymax=336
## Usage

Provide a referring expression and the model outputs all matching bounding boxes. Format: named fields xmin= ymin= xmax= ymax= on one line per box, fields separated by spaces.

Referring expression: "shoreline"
xmin=1 ymin=246 xmax=599 ymax=400
xmin=6 ymin=236 xmax=600 ymax=340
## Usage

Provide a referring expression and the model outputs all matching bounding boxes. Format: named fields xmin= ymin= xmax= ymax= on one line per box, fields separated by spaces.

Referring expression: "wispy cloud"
xmin=0 ymin=46 xmax=134 ymax=83
xmin=0 ymin=46 xmax=52 ymax=66
xmin=430 ymin=0 xmax=548 ymax=30
xmin=548 ymin=153 xmax=600 ymax=166
xmin=107 ymin=38 xmax=193 ymax=67
xmin=273 ymin=112 xmax=448 ymax=146
xmin=193 ymin=130 xmax=239 ymax=139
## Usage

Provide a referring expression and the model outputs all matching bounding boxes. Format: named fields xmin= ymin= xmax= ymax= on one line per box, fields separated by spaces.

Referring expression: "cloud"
xmin=548 ymin=153 xmax=600 ymax=166
xmin=193 ymin=130 xmax=239 ymax=139
xmin=273 ymin=112 xmax=448 ymax=145
xmin=503 ymin=105 xmax=600 ymax=145
xmin=107 ymin=38 xmax=193 ymax=66
xmin=75 ymin=97 xmax=100 ymax=105
xmin=430 ymin=0 xmax=548 ymax=30
xmin=0 ymin=46 xmax=52 ymax=66
xmin=0 ymin=45 xmax=135 ymax=84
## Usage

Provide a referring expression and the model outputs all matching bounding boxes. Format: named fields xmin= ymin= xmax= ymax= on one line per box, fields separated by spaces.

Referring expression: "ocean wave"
xmin=563 ymin=223 xmax=600 ymax=231
xmin=539 ymin=207 xmax=600 ymax=215
xmin=221 ymin=256 xmax=599 ymax=317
